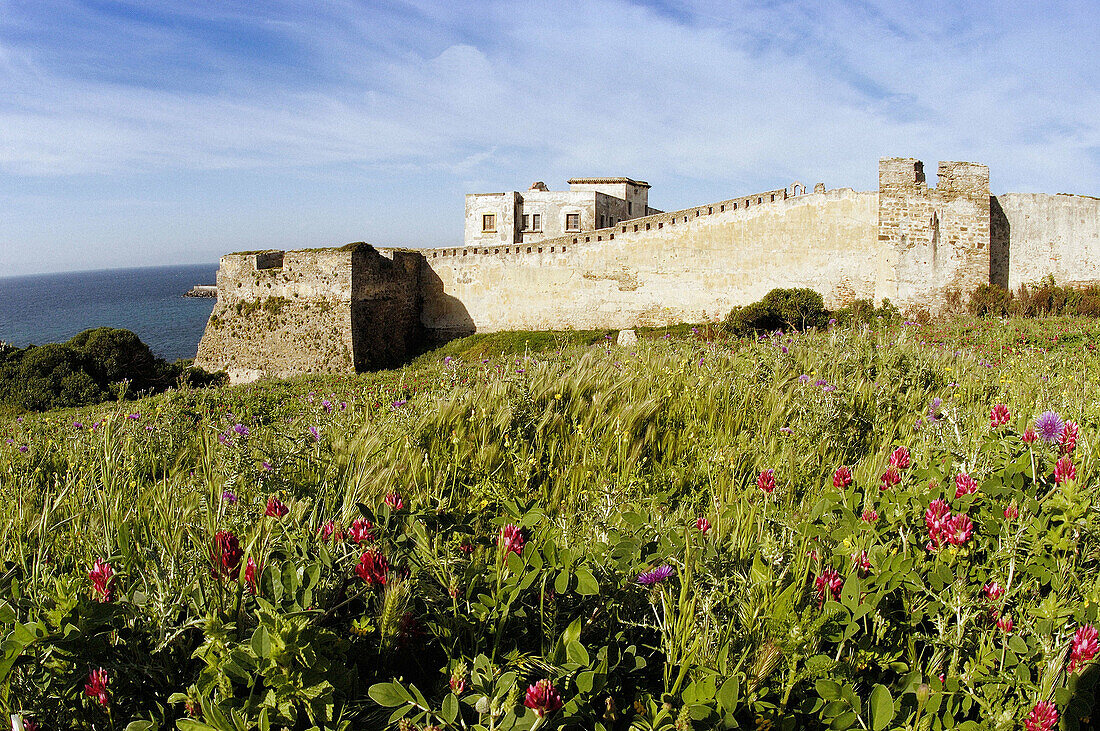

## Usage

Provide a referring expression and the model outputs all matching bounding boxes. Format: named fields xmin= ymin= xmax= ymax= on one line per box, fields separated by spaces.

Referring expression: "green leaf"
xmin=442 ymin=693 xmax=459 ymax=723
xmin=718 ymin=677 xmax=740 ymax=713
xmin=816 ymin=679 xmax=842 ymax=701
xmin=567 ymin=640 xmax=590 ymax=666
xmin=576 ymin=670 xmax=595 ymax=693
xmin=251 ymin=626 xmax=272 ymax=659
xmin=369 ymin=681 xmax=412 ymax=707
xmin=574 ymin=566 xmax=599 ymax=595
xmin=554 ymin=569 xmax=570 ymax=594
xmin=869 ymin=684 xmax=894 ymax=731
xmin=175 ymin=721 xmax=218 ymax=731
xmin=124 ymin=722 xmax=156 ymax=731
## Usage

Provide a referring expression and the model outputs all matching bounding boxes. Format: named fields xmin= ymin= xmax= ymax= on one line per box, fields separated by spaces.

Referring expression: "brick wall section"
xmin=877 ymin=158 xmax=990 ymax=311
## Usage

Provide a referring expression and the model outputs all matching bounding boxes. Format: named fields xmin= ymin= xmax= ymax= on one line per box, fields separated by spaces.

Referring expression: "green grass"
xmin=2 ymin=317 xmax=1100 ymax=729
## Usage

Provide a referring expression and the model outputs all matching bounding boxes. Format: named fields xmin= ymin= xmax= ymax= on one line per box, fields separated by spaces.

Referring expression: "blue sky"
xmin=1 ymin=0 xmax=1097 ymax=276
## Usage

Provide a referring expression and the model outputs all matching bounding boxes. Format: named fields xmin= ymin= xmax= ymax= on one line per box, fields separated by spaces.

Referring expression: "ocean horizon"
xmin=0 ymin=263 xmax=219 ymax=362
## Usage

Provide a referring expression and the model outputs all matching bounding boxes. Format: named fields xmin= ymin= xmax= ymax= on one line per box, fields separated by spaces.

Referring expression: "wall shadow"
xmin=415 ymin=263 xmax=476 ymax=355
xmin=989 ymin=196 xmax=1010 ymax=289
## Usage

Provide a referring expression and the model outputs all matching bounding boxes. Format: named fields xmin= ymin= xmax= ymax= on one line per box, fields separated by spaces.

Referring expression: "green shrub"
xmin=726 ymin=287 xmax=828 ymax=333
xmin=968 ymin=283 xmax=1015 ymax=317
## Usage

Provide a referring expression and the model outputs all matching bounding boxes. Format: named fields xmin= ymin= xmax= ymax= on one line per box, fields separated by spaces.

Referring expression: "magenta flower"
xmin=861 ymin=509 xmax=878 ymax=523
xmin=1068 ymin=624 xmax=1099 ymax=673
xmin=879 ymin=466 xmax=901 ymax=491
xmin=231 ymin=423 xmax=249 ymax=436
xmin=814 ymin=568 xmax=843 ymax=606
xmin=832 ymin=466 xmax=852 ymax=489
xmin=1061 ymin=420 xmax=1079 ymax=453
xmin=990 ymin=403 xmax=1010 ymax=428
xmin=244 ymin=557 xmax=260 ymax=595
xmin=88 ymin=559 xmax=114 ymax=603
xmin=1022 ymin=427 xmax=1037 ymax=444
xmin=1004 ymin=502 xmax=1019 ymax=519
xmin=637 ymin=565 xmax=675 ymax=586
xmin=85 ymin=667 xmax=110 ymax=706
xmin=947 ymin=513 xmax=973 ymax=545
xmin=524 ymin=679 xmax=563 ymax=717
xmin=1035 ymin=411 xmax=1065 ymax=444
xmin=954 ymin=473 xmax=978 ymax=498
xmin=983 ymin=582 xmax=1005 ymax=601
xmin=348 ymin=518 xmax=374 ymax=544
xmin=1054 ymin=455 xmax=1076 ymax=484
xmin=695 ymin=517 xmax=711 ymax=534
xmin=889 ymin=446 xmax=911 ymax=469
xmin=211 ymin=531 xmax=243 ymax=579
xmin=308 ymin=426 xmax=321 ymax=441
xmin=1024 ymin=701 xmax=1058 ymax=731
xmin=757 ymin=469 xmax=775 ymax=493
xmin=384 ymin=492 xmax=405 ymax=511
xmin=499 ymin=524 xmax=525 ymax=555
xmin=996 ymin=615 xmax=1013 ymax=633
xmin=265 ymin=497 xmax=289 ymax=518
xmin=355 ymin=550 xmax=389 ymax=588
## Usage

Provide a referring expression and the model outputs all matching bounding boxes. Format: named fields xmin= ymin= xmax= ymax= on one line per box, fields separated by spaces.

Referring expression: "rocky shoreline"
xmin=184 ymin=285 xmax=217 ymax=298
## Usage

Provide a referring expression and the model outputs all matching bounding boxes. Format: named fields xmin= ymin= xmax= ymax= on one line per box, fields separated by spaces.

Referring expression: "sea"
xmin=0 ymin=263 xmax=219 ymax=362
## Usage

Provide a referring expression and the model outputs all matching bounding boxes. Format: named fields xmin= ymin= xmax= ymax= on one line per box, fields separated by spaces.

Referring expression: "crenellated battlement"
xmin=196 ymin=156 xmax=1100 ymax=383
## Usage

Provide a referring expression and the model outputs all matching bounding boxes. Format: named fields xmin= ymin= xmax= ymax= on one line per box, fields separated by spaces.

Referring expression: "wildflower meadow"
xmin=2 ymin=320 xmax=1100 ymax=730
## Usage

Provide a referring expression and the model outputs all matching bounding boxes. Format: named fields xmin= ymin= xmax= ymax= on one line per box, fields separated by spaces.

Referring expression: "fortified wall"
xmin=195 ymin=157 xmax=1100 ymax=382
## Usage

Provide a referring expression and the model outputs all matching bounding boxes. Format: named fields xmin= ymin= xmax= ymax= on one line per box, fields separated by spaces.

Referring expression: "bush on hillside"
xmin=967 ymin=277 xmax=1100 ymax=319
xmin=0 ymin=328 xmax=224 ymax=411
xmin=726 ymin=287 xmax=828 ymax=333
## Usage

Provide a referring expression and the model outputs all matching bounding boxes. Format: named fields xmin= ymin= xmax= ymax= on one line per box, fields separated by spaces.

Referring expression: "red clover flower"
xmin=348 ymin=518 xmax=374 ymax=544
xmin=889 ymin=446 xmax=910 ymax=469
xmin=84 ymin=668 xmax=110 ymax=707
xmin=524 ymin=679 xmax=563 ymax=717
xmin=265 ymin=497 xmax=288 ymax=519
xmin=814 ymin=568 xmax=843 ymax=606
xmin=355 ymin=550 xmax=389 ymax=589
xmin=757 ymin=469 xmax=775 ymax=493
xmin=88 ymin=559 xmax=113 ymax=603
xmin=1024 ymin=701 xmax=1057 ymax=731
xmin=499 ymin=525 xmax=525 ymax=555
xmin=1068 ymin=624 xmax=1099 ymax=673
xmin=833 ymin=466 xmax=852 ymax=489
xmin=695 ymin=517 xmax=711 ymax=534
xmin=990 ymin=403 xmax=1010 ymax=428
xmin=954 ymin=473 xmax=978 ymax=499
xmin=1054 ymin=455 xmax=1075 ymax=485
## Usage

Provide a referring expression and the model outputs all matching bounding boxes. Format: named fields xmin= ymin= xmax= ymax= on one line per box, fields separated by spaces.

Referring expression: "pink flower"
xmin=983 ymin=582 xmax=1005 ymax=601
xmin=319 ymin=521 xmax=342 ymax=542
xmin=1061 ymin=420 xmax=1079 ymax=454
xmin=947 ymin=513 xmax=973 ymax=545
xmin=84 ymin=668 xmax=110 ymax=707
xmin=1022 ymin=427 xmax=1037 ymax=444
xmin=861 ymin=509 xmax=879 ymax=523
xmin=924 ymin=499 xmax=953 ymax=550
xmin=244 ymin=558 xmax=260 ymax=595
xmin=954 ymin=473 xmax=978 ymax=499
xmin=265 ymin=497 xmax=288 ymax=518
xmin=1054 ymin=455 xmax=1075 ymax=485
xmin=1024 ymin=701 xmax=1058 ymax=731
xmin=1068 ymin=624 xmax=1099 ymax=673
xmin=523 ymin=679 xmax=563 ymax=717
xmin=695 ymin=517 xmax=711 ymax=534
xmin=757 ymin=469 xmax=775 ymax=493
xmin=384 ymin=492 xmax=405 ymax=511
xmin=348 ymin=519 xmax=374 ymax=544
xmin=355 ymin=550 xmax=389 ymax=588
xmin=990 ymin=403 xmax=1011 ymax=428
xmin=879 ymin=466 xmax=901 ymax=491
xmin=814 ymin=568 xmax=843 ymax=606
xmin=89 ymin=559 xmax=114 ymax=603
xmin=499 ymin=524 xmax=525 ymax=555
xmin=450 ymin=672 xmax=467 ymax=695
xmin=889 ymin=446 xmax=911 ymax=469
xmin=997 ymin=615 xmax=1013 ymax=633
xmin=851 ymin=551 xmax=871 ymax=576
xmin=211 ymin=531 xmax=243 ymax=579
xmin=833 ymin=466 xmax=852 ymax=489
xmin=1004 ymin=502 xmax=1019 ymax=520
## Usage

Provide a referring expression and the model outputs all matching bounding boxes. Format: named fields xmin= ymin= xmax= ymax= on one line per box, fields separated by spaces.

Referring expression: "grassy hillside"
xmin=2 ymin=318 xmax=1099 ymax=729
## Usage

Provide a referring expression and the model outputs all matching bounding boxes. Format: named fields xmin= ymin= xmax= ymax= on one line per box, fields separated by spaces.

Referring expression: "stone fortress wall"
xmin=195 ymin=157 xmax=1100 ymax=382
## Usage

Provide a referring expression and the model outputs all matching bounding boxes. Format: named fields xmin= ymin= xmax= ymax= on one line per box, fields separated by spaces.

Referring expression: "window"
xmin=599 ymin=214 xmax=605 ymax=228
xmin=522 ymin=214 xmax=530 ymax=230
xmin=531 ymin=213 xmax=542 ymax=231
xmin=565 ymin=213 xmax=580 ymax=231
xmin=482 ymin=213 xmax=496 ymax=232
xmin=627 ymin=202 xmax=633 ymax=215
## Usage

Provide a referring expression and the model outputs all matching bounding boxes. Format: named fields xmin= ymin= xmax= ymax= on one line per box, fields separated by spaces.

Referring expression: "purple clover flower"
xmin=798 ymin=374 xmax=811 ymax=383
xmin=392 ymin=400 xmax=408 ymax=409
xmin=1035 ymin=411 xmax=1065 ymax=444
xmin=637 ymin=564 xmax=675 ymax=586
xmin=232 ymin=423 xmax=250 ymax=437
xmin=308 ymin=426 xmax=321 ymax=442
xmin=128 ymin=413 xmax=140 ymax=420
xmin=322 ymin=399 xmax=332 ymax=413
xmin=73 ymin=422 xmax=83 ymax=429
xmin=222 ymin=490 xmax=238 ymax=505
xmin=814 ymin=379 xmax=828 ymax=387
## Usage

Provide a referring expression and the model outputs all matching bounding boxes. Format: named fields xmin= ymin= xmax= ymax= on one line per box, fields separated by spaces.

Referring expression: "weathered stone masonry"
xmin=195 ymin=157 xmax=1100 ymax=382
